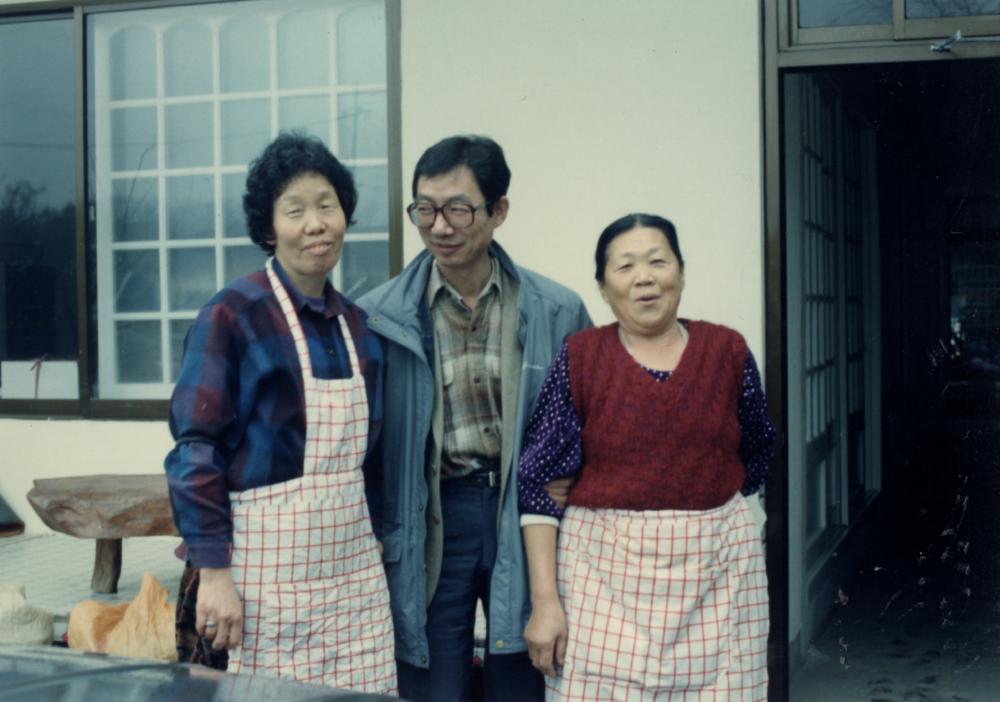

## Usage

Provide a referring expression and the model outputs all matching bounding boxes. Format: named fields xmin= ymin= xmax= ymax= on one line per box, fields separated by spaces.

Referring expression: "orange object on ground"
xmin=68 ymin=572 xmax=176 ymax=662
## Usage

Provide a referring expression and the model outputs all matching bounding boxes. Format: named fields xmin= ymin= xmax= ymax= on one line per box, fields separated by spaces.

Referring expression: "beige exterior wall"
xmin=399 ymin=0 xmax=765 ymax=341
xmin=2 ymin=0 xmax=767 ymax=535
xmin=1 ymin=419 xmax=174 ymax=533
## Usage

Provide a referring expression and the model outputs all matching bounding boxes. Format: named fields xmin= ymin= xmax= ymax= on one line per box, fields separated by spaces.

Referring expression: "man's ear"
xmin=490 ymin=196 xmax=510 ymax=227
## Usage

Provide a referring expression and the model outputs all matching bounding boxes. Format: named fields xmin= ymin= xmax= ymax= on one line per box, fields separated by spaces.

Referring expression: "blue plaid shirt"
xmin=165 ymin=259 xmax=384 ymax=568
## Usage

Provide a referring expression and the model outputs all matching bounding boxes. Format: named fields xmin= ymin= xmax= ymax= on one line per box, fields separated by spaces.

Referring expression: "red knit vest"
xmin=566 ymin=321 xmax=747 ymax=511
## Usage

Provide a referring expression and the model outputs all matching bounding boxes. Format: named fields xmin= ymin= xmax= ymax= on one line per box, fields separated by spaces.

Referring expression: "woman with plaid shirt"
xmin=165 ymin=133 xmax=395 ymax=694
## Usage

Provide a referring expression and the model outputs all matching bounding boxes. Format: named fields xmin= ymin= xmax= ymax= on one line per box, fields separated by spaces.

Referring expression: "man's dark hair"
xmin=411 ymin=135 xmax=511 ymax=215
xmin=243 ymin=132 xmax=357 ymax=253
xmin=594 ymin=213 xmax=684 ymax=283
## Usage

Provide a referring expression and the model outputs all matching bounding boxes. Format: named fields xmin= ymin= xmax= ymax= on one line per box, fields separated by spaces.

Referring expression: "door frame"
xmin=761 ymin=2 xmax=1000 ymax=700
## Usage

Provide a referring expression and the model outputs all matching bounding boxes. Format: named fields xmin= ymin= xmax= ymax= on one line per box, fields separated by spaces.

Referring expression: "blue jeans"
xmin=397 ymin=481 xmax=544 ymax=702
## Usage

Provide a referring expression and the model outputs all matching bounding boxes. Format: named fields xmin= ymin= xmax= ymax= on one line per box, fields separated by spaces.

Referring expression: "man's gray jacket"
xmin=357 ymin=241 xmax=591 ymax=668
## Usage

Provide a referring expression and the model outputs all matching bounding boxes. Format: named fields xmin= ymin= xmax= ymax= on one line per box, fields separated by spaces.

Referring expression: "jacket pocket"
xmin=380 ymin=524 xmax=402 ymax=563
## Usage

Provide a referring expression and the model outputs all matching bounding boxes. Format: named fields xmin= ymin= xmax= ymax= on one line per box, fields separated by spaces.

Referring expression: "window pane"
xmin=167 ymin=175 xmax=215 ymax=240
xmin=224 ymin=245 xmax=266 ymax=284
xmin=169 ymin=248 xmax=216 ymax=311
xmin=338 ymin=5 xmax=386 ymax=84
xmin=222 ymin=173 xmax=247 ymax=238
xmin=114 ymin=249 xmax=160 ymax=313
xmin=220 ymin=16 xmax=270 ymax=93
xmin=116 ymin=320 xmax=161 ymax=382
xmin=222 ymin=98 xmax=271 ymax=166
xmin=165 ymin=103 xmax=214 ymax=168
xmin=0 ymin=17 xmax=77 ymax=367
xmin=338 ymin=92 xmax=387 ymax=159
xmin=113 ymin=178 xmax=159 ymax=242
xmin=799 ymin=0 xmax=892 ymax=27
xmin=350 ymin=165 xmax=388 ymax=233
xmin=164 ymin=20 xmax=213 ymax=97
xmin=109 ymin=26 xmax=155 ymax=100
xmin=278 ymin=10 xmax=329 ymax=89
xmin=340 ymin=240 xmax=388 ymax=299
xmin=279 ymin=95 xmax=330 ymax=139
xmin=112 ymin=107 xmax=158 ymax=171
xmin=907 ymin=0 xmax=1000 ymax=17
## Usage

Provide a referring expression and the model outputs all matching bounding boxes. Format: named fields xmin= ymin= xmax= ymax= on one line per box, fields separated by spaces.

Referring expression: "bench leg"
xmin=92 ymin=538 xmax=123 ymax=594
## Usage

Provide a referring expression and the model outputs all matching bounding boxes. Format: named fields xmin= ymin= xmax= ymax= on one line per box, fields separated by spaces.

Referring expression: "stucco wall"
xmin=1 ymin=419 xmax=174 ymax=533
xmin=2 ymin=0 xmax=766 ymax=538
xmin=399 ymin=0 xmax=765 ymax=346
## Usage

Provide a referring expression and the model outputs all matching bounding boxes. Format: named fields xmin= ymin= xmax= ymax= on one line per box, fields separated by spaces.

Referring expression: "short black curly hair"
xmin=243 ymin=132 xmax=357 ymax=253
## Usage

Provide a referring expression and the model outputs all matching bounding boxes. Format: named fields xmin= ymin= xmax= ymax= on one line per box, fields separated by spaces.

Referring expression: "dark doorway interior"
xmin=791 ymin=59 xmax=1000 ymax=700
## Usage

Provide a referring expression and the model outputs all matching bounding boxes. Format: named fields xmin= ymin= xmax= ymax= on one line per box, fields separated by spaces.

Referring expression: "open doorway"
xmin=785 ymin=59 xmax=1000 ymax=699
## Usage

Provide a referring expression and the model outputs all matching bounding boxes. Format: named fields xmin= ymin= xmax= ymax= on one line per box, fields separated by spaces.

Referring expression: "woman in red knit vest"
xmin=518 ymin=214 xmax=775 ymax=701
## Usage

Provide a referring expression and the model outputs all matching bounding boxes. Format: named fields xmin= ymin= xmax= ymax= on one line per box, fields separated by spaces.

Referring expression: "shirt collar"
xmin=427 ymin=255 xmax=502 ymax=309
xmin=271 ymin=257 xmax=344 ymax=319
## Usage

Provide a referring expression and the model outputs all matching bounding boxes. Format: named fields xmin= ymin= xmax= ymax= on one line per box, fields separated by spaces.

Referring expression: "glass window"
xmin=164 ymin=21 xmax=213 ymax=97
xmin=277 ymin=10 xmax=330 ymax=89
xmin=0 ymin=16 xmax=77 ymax=399
xmin=87 ymin=0 xmax=390 ymax=400
xmin=220 ymin=17 xmax=270 ymax=93
xmin=908 ymin=0 xmax=1000 ymax=18
xmin=799 ymin=0 xmax=893 ymax=28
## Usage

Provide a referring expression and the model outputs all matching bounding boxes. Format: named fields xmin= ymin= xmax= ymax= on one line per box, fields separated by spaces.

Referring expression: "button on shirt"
xmin=427 ymin=258 xmax=504 ymax=479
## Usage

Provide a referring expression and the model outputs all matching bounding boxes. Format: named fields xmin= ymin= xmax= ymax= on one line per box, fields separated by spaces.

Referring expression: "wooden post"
xmin=92 ymin=538 xmax=123 ymax=594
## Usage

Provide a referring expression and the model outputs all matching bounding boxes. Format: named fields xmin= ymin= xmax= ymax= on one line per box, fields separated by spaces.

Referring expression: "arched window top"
xmin=164 ymin=20 xmax=212 ymax=97
xmin=277 ymin=9 xmax=330 ymax=89
xmin=220 ymin=16 xmax=270 ymax=93
xmin=109 ymin=25 xmax=156 ymax=100
xmin=338 ymin=4 xmax=386 ymax=85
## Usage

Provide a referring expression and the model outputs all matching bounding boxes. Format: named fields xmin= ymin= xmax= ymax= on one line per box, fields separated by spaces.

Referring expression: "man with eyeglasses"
xmin=359 ymin=135 xmax=591 ymax=701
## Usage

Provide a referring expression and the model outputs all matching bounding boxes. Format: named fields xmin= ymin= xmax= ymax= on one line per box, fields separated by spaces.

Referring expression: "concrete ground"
xmin=792 ymin=426 xmax=1000 ymax=701
xmin=791 ymin=568 xmax=1000 ymax=701
xmin=1 ymin=533 xmax=183 ymax=642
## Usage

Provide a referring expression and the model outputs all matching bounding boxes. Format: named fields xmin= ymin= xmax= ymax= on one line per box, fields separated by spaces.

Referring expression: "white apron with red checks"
xmin=224 ymin=259 xmax=396 ymax=694
xmin=548 ymin=493 xmax=768 ymax=701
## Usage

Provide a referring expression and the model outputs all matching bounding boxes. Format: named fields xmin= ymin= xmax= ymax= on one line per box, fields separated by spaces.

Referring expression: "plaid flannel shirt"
xmin=427 ymin=259 xmax=504 ymax=479
xmin=165 ymin=259 xmax=383 ymax=568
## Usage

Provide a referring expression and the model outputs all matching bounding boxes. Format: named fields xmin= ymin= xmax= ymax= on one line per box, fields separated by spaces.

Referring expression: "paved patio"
xmin=1 ymin=533 xmax=183 ymax=641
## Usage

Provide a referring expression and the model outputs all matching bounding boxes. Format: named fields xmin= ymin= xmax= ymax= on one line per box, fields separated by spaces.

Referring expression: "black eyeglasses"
xmin=406 ymin=200 xmax=493 ymax=229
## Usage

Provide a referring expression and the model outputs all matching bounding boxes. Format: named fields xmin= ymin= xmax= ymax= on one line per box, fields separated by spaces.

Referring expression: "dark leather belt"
xmin=447 ymin=467 xmax=501 ymax=489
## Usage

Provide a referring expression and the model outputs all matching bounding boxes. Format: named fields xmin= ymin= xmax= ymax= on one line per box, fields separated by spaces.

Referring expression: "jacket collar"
xmin=374 ymin=241 xmax=524 ymax=329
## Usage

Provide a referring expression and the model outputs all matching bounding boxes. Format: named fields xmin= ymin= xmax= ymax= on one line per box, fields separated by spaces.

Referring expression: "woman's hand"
xmin=525 ymin=596 xmax=568 ymax=677
xmin=196 ymin=567 xmax=243 ymax=650
xmin=544 ymin=477 xmax=575 ymax=511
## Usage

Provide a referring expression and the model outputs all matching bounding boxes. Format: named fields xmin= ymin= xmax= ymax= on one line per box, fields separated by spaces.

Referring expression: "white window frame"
xmin=90 ymin=0 xmax=389 ymax=400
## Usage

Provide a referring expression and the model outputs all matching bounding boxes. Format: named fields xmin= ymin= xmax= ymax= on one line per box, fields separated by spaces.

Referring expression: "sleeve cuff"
xmin=184 ymin=539 xmax=232 ymax=569
xmin=520 ymin=514 xmax=560 ymax=528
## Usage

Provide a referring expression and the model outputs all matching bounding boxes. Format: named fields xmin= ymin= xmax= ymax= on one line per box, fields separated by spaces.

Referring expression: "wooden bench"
xmin=26 ymin=474 xmax=178 ymax=594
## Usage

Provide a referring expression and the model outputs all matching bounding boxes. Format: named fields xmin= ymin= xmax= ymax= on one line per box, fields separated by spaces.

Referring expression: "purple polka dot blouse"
xmin=518 ymin=341 xmax=775 ymax=520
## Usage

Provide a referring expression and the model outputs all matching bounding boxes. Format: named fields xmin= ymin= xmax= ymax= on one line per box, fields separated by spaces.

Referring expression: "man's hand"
xmin=544 ymin=477 xmax=575 ymax=510
xmin=197 ymin=567 xmax=244 ymax=650
xmin=524 ymin=596 xmax=568 ymax=677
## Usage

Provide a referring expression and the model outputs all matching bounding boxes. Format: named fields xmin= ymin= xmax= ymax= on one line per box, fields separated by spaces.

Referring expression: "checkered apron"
xmin=547 ymin=493 xmax=768 ymax=701
xmin=224 ymin=259 xmax=396 ymax=694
